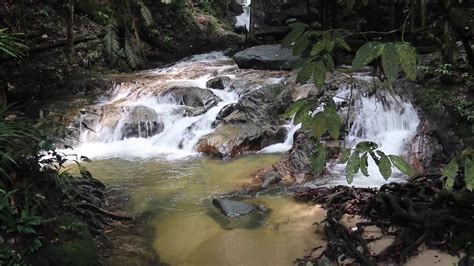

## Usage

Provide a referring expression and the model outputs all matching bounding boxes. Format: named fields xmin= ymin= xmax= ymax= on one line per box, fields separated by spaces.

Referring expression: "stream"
xmin=67 ymin=51 xmax=420 ymax=265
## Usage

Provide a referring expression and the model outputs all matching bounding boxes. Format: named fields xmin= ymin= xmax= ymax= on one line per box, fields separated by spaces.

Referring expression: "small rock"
xmin=212 ymin=198 xmax=258 ymax=217
xmin=262 ymin=171 xmax=282 ymax=188
xmin=206 ymin=76 xmax=231 ymax=90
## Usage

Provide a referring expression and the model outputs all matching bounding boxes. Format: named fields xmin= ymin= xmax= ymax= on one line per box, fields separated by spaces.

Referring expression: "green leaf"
xmin=352 ymin=42 xmax=384 ymax=70
xmin=282 ymin=27 xmax=305 ymax=48
xmin=296 ymin=62 xmax=314 ymax=83
xmin=378 ymin=153 xmax=392 ymax=180
xmin=336 ymin=37 xmax=351 ymax=51
xmin=340 ymin=149 xmax=351 ymax=164
xmin=346 ymin=151 xmax=360 ymax=184
xmin=288 ymin=22 xmax=309 ymax=29
xmin=389 ymin=155 xmax=416 ymax=177
xmin=310 ymin=40 xmax=328 ymax=56
xmin=324 ymin=107 xmax=340 ymax=140
xmin=311 ymin=145 xmax=327 ymax=173
xmin=396 ymin=43 xmax=418 ymax=80
xmin=310 ymin=112 xmax=326 ymax=139
xmin=356 ymin=141 xmax=378 ymax=152
xmin=322 ymin=54 xmax=335 ymax=71
xmin=284 ymin=99 xmax=309 ymax=118
xmin=442 ymin=159 xmax=459 ymax=190
xmin=295 ymin=105 xmax=312 ymax=126
xmin=382 ymin=43 xmax=400 ymax=81
xmin=360 ymin=153 xmax=369 ymax=177
xmin=293 ymin=34 xmax=310 ymax=55
xmin=312 ymin=61 xmax=327 ymax=88
xmin=465 ymin=157 xmax=474 ymax=191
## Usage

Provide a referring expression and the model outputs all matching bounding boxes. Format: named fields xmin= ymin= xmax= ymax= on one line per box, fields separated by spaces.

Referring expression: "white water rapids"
xmin=71 ymin=51 xmax=420 ymax=187
xmin=235 ymin=0 xmax=251 ymax=30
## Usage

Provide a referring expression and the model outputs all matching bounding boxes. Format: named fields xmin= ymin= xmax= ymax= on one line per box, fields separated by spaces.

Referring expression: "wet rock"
xmin=122 ymin=121 xmax=164 ymax=139
xmin=212 ymin=198 xmax=259 ymax=217
xmin=196 ymin=84 xmax=292 ymax=157
xmin=233 ymin=45 xmax=301 ymax=70
xmin=214 ymin=103 xmax=238 ymax=125
xmin=206 ymin=76 xmax=231 ymax=90
xmin=261 ymin=171 xmax=282 ymax=188
xmin=160 ymin=86 xmax=218 ymax=109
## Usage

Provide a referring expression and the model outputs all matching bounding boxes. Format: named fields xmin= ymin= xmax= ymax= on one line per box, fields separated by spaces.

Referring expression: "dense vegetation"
xmin=0 ymin=0 xmax=472 ymax=265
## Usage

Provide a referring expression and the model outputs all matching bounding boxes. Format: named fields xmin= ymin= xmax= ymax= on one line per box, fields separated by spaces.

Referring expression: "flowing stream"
xmin=68 ymin=51 xmax=420 ymax=265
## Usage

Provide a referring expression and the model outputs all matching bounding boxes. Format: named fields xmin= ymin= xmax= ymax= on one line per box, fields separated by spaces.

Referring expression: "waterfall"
xmin=328 ymin=84 xmax=420 ymax=187
xmin=70 ymin=52 xmax=291 ymax=160
xmin=259 ymin=117 xmax=301 ymax=154
xmin=235 ymin=0 xmax=251 ymax=31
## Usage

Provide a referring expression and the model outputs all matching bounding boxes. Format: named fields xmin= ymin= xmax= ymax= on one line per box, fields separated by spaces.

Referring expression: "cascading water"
xmin=72 ymin=51 xmax=291 ymax=160
xmin=324 ymin=82 xmax=420 ymax=187
xmin=235 ymin=0 xmax=251 ymax=30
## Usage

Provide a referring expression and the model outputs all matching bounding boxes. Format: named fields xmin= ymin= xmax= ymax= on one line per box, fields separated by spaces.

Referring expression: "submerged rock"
xmin=233 ymin=45 xmax=301 ymax=70
xmin=212 ymin=198 xmax=259 ymax=217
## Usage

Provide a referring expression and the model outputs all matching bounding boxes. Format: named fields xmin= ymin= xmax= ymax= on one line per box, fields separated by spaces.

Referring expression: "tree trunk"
xmin=441 ymin=20 xmax=454 ymax=64
xmin=65 ymin=0 xmax=75 ymax=60
xmin=410 ymin=0 xmax=416 ymax=32
xmin=420 ymin=0 xmax=427 ymax=33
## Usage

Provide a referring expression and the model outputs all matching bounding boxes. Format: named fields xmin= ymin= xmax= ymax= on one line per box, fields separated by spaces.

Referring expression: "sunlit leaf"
xmin=352 ymin=42 xmax=383 ymax=70
xmin=356 ymin=141 xmax=378 ymax=152
xmin=378 ymin=153 xmax=392 ymax=180
xmin=346 ymin=151 xmax=360 ymax=184
xmin=312 ymin=61 xmax=327 ymax=88
xmin=382 ymin=43 xmax=400 ymax=81
xmin=442 ymin=159 xmax=459 ymax=190
xmin=396 ymin=43 xmax=418 ymax=80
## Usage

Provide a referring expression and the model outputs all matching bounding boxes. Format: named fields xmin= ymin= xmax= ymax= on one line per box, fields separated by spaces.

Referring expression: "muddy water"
xmin=82 ymin=154 xmax=324 ymax=265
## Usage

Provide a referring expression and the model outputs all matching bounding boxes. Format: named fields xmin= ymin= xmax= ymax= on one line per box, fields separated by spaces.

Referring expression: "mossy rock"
xmin=28 ymin=223 xmax=99 ymax=266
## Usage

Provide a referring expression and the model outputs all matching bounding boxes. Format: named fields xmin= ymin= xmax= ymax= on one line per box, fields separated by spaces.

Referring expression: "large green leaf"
xmin=293 ymin=34 xmax=310 ymax=55
xmin=283 ymin=99 xmax=309 ymax=118
xmin=356 ymin=141 xmax=378 ymax=153
xmin=310 ymin=40 xmax=328 ymax=56
xmin=296 ymin=62 xmax=314 ymax=83
xmin=310 ymin=112 xmax=326 ymax=139
xmin=382 ymin=43 xmax=400 ymax=81
xmin=312 ymin=61 xmax=327 ymax=88
xmin=325 ymin=107 xmax=340 ymax=140
xmin=335 ymin=37 xmax=351 ymax=51
xmin=340 ymin=149 xmax=351 ymax=164
xmin=311 ymin=145 xmax=327 ymax=173
xmin=465 ymin=157 xmax=474 ymax=191
xmin=352 ymin=42 xmax=384 ymax=70
xmin=282 ymin=27 xmax=305 ymax=48
xmin=378 ymin=153 xmax=392 ymax=180
xmin=442 ymin=159 xmax=459 ymax=190
xmin=345 ymin=151 xmax=360 ymax=184
xmin=396 ymin=43 xmax=418 ymax=80
xmin=389 ymin=155 xmax=416 ymax=177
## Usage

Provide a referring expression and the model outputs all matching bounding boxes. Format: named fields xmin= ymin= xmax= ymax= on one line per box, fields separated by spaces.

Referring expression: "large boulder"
xmin=233 ymin=45 xmax=301 ymax=70
xmin=196 ymin=84 xmax=291 ymax=157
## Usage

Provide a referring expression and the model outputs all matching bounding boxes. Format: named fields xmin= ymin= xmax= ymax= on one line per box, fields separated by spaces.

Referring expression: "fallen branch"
xmin=29 ymin=32 xmax=105 ymax=53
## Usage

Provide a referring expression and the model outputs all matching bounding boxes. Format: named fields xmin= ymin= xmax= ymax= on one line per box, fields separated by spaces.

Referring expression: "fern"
xmin=0 ymin=28 xmax=28 ymax=58
xmin=136 ymin=0 xmax=154 ymax=27
xmin=124 ymin=39 xmax=141 ymax=68
xmin=104 ymin=21 xmax=120 ymax=62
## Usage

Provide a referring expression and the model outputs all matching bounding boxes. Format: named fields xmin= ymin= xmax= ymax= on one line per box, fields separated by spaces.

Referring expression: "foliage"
xmin=442 ymin=147 xmax=474 ymax=190
xmin=0 ymin=28 xmax=28 ymax=59
xmin=103 ymin=0 xmax=155 ymax=69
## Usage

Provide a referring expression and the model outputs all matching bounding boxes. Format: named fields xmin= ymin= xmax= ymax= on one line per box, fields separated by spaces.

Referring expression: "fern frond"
xmin=0 ymin=28 xmax=28 ymax=58
xmin=104 ymin=20 xmax=120 ymax=61
xmin=124 ymin=39 xmax=141 ymax=68
xmin=136 ymin=0 xmax=154 ymax=27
